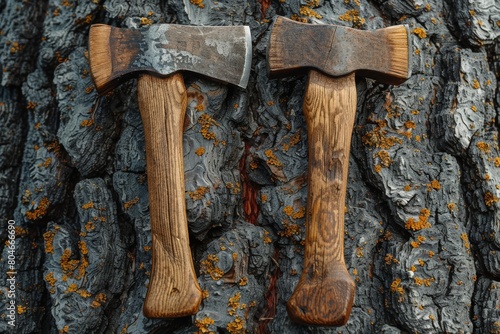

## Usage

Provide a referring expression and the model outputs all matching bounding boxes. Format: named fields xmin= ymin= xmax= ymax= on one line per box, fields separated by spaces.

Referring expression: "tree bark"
xmin=0 ymin=0 xmax=499 ymax=333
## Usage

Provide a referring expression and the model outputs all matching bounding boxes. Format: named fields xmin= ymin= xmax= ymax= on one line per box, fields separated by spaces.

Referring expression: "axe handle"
xmin=138 ymin=73 xmax=202 ymax=318
xmin=287 ymin=70 xmax=356 ymax=326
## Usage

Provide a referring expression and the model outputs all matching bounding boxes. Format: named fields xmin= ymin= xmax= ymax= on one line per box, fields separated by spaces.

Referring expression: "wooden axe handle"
xmin=287 ymin=70 xmax=356 ymax=326
xmin=138 ymin=73 xmax=202 ymax=318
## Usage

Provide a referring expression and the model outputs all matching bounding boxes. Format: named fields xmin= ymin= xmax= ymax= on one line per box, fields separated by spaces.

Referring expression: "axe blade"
xmin=89 ymin=23 xmax=252 ymax=92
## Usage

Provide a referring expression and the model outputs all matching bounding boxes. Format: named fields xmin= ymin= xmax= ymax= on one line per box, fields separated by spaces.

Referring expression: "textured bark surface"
xmin=0 ymin=0 xmax=499 ymax=333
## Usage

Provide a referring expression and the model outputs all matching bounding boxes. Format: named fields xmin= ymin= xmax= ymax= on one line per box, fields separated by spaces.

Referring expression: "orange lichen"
xmin=81 ymin=202 xmax=95 ymax=209
xmin=263 ymin=231 xmax=272 ymax=244
xmin=362 ymin=120 xmax=403 ymax=149
xmin=123 ymin=197 xmax=139 ymax=210
xmin=195 ymin=147 xmax=206 ymax=156
xmin=139 ymin=17 xmax=153 ymax=26
xmin=299 ymin=6 xmax=322 ymax=19
xmin=17 ymin=305 xmax=26 ymax=314
xmin=283 ymin=206 xmax=305 ymax=219
xmin=412 ymin=27 xmax=427 ymax=39
xmin=77 ymin=289 xmax=91 ymax=298
xmin=188 ymin=186 xmax=209 ymax=200
xmin=45 ymin=272 xmax=57 ymax=287
xmin=279 ymin=220 xmax=301 ymax=238
xmin=390 ymin=278 xmax=404 ymax=295
xmin=66 ymin=283 xmax=78 ymax=293
xmin=384 ymin=254 xmax=400 ymax=265
xmin=404 ymin=121 xmax=416 ymax=129
xmin=198 ymin=113 xmax=218 ymax=140
xmin=338 ymin=9 xmax=365 ymax=28
xmin=264 ymin=149 xmax=283 ymax=167
xmin=404 ymin=185 xmax=412 ymax=191
xmin=26 ymin=197 xmax=51 ymax=220
xmin=376 ymin=150 xmax=393 ymax=167
xmin=80 ymin=119 xmax=94 ymax=127
xmin=414 ymin=276 xmax=435 ymax=287
xmin=426 ymin=179 xmax=441 ymax=191
xmin=190 ymin=0 xmax=205 ymax=8
xmin=43 ymin=230 xmax=55 ymax=254
xmin=91 ymin=293 xmax=107 ymax=308
xmin=461 ymin=233 xmax=470 ymax=249
xmin=283 ymin=132 xmax=301 ymax=152
xmin=38 ymin=157 xmax=52 ymax=169
xmin=484 ymin=191 xmax=499 ymax=206
xmin=200 ymin=254 xmax=224 ymax=280
xmin=226 ymin=316 xmax=245 ymax=334
xmin=238 ymin=276 xmax=248 ymax=286
xmin=472 ymin=79 xmax=481 ymax=89
xmin=195 ymin=317 xmax=215 ymax=334
xmin=405 ymin=208 xmax=431 ymax=231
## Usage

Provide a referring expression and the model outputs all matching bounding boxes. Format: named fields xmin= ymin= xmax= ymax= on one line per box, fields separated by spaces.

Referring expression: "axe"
xmin=88 ymin=23 xmax=251 ymax=318
xmin=267 ymin=16 xmax=411 ymax=326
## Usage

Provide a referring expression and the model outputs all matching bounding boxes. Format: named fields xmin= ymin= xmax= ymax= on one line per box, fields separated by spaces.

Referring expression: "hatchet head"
xmin=89 ymin=23 xmax=252 ymax=93
xmin=268 ymin=16 xmax=411 ymax=84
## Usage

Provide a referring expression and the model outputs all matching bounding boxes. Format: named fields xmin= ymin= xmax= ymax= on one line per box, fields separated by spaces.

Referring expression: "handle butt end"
xmin=143 ymin=281 xmax=202 ymax=318
xmin=287 ymin=269 xmax=355 ymax=326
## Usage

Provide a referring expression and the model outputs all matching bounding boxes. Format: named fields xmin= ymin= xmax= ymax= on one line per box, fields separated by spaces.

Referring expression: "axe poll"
xmin=267 ymin=16 xmax=411 ymax=326
xmin=88 ymin=23 xmax=251 ymax=318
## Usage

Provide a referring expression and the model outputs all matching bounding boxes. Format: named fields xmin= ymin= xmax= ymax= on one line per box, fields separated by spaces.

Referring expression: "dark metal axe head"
xmin=89 ymin=23 xmax=252 ymax=93
xmin=267 ymin=16 xmax=412 ymax=85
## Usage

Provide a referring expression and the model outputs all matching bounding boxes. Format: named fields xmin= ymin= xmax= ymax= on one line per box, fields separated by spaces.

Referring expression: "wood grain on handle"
xmin=287 ymin=70 xmax=356 ymax=326
xmin=138 ymin=73 xmax=202 ymax=318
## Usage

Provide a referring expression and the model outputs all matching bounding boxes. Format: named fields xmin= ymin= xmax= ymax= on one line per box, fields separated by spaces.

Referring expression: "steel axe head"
xmin=88 ymin=23 xmax=252 ymax=93
xmin=268 ymin=16 xmax=412 ymax=85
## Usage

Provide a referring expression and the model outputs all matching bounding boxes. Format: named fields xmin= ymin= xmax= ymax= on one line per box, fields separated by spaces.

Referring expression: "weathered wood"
xmin=138 ymin=73 xmax=202 ymax=318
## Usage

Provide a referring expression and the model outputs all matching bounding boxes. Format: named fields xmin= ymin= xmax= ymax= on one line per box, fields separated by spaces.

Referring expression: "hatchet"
xmin=88 ymin=23 xmax=251 ymax=318
xmin=267 ymin=16 xmax=411 ymax=326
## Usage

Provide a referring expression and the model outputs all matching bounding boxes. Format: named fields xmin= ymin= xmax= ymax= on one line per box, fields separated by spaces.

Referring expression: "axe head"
xmin=89 ymin=23 xmax=252 ymax=93
xmin=268 ymin=16 xmax=412 ymax=85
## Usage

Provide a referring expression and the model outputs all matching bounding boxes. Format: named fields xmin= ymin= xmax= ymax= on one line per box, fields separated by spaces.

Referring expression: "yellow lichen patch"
xmin=43 ymin=230 xmax=55 ymax=254
xmin=26 ymin=197 xmax=51 ymax=220
xmin=80 ymin=119 xmax=94 ymax=127
xmin=362 ymin=120 xmax=403 ymax=149
xmin=139 ymin=17 xmax=153 ymax=26
xmin=238 ymin=276 xmax=248 ymax=286
xmin=384 ymin=254 xmax=400 ymax=265
xmin=227 ymin=291 xmax=241 ymax=316
xmin=60 ymin=325 xmax=70 ymax=333
xmin=494 ymin=157 xmax=500 ymax=167
xmin=477 ymin=142 xmax=490 ymax=153
xmin=66 ymin=283 xmax=78 ymax=293
xmin=85 ymin=222 xmax=95 ymax=232
xmin=81 ymin=202 xmax=95 ymax=210
xmin=190 ymin=0 xmax=205 ymax=8
xmin=283 ymin=205 xmax=305 ymax=219
xmin=405 ymin=208 xmax=431 ymax=231
xmin=461 ymin=233 xmax=470 ymax=250
xmin=38 ymin=157 xmax=52 ymax=169
xmin=91 ymin=293 xmax=107 ymax=308
xmin=17 ymin=305 xmax=26 ymax=314
xmin=412 ymin=27 xmax=427 ymax=39
xmin=404 ymin=184 xmax=412 ymax=191
xmin=123 ymin=197 xmax=139 ymax=210
xmin=202 ymin=289 xmax=210 ymax=299
xmin=198 ymin=113 xmax=218 ymax=140
xmin=376 ymin=150 xmax=393 ymax=168
xmin=60 ymin=249 xmax=79 ymax=277
xmin=195 ymin=316 xmax=215 ymax=334
xmin=77 ymin=289 xmax=91 ymax=298
xmin=339 ymin=10 xmax=365 ymax=28
xmin=263 ymin=230 xmax=272 ymax=244
xmin=471 ymin=105 xmax=478 ymax=112
xmin=414 ymin=276 xmax=435 ymax=287
xmin=299 ymin=6 xmax=322 ymax=19
xmin=188 ymin=186 xmax=209 ymax=200
xmin=283 ymin=132 xmax=301 ymax=152
xmin=374 ymin=165 xmax=382 ymax=173
xmin=226 ymin=316 xmax=245 ymax=334
xmin=484 ymin=191 xmax=499 ymax=207
xmin=390 ymin=278 xmax=404 ymax=295
xmin=279 ymin=220 xmax=301 ymax=238
xmin=418 ymin=259 xmax=425 ymax=266
xmin=404 ymin=121 xmax=416 ymax=129
xmin=426 ymin=179 xmax=441 ymax=191
xmin=45 ymin=272 xmax=57 ymax=287
xmin=264 ymin=149 xmax=283 ymax=167
xmin=195 ymin=147 xmax=206 ymax=156
xmin=428 ymin=251 xmax=435 ymax=258
xmin=200 ymin=254 xmax=224 ymax=281
xmin=472 ymin=79 xmax=481 ymax=89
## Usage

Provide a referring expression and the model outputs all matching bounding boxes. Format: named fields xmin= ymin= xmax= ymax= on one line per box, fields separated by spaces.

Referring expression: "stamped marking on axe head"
xmin=88 ymin=23 xmax=251 ymax=318
xmin=267 ymin=16 xmax=411 ymax=326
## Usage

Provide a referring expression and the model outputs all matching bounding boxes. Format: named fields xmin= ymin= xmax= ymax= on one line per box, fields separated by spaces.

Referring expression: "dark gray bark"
xmin=0 ymin=0 xmax=499 ymax=333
